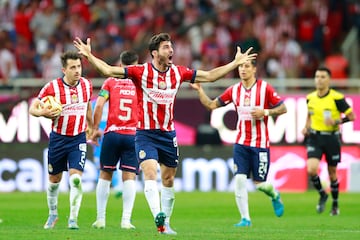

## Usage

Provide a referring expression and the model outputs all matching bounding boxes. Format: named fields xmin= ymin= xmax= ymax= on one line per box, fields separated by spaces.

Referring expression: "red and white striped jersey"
xmin=125 ymin=63 xmax=196 ymax=131
xmin=218 ymin=79 xmax=282 ymax=148
xmin=38 ymin=77 xmax=93 ymax=136
xmin=100 ymin=77 xmax=137 ymax=135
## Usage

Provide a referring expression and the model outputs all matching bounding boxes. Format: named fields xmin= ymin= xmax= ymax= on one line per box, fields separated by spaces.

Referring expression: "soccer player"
xmin=191 ymin=59 xmax=286 ymax=227
xmin=29 ymin=51 xmax=93 ymax=230
xmin=91 ymin=51 xmax=139 ymax=229
xmin=73 ymin=32 xmax=257 ymax=234
xmin=301 ymin=66 xmax=355 ymax=216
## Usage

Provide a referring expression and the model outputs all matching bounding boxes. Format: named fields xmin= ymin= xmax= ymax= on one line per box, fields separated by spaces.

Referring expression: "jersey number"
xmin=119 ymin=98 xmax=133 ymax=121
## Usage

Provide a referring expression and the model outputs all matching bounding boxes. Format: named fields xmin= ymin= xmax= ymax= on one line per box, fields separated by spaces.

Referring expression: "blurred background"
xmin=1 ymin=0 xmax=360 ymax=193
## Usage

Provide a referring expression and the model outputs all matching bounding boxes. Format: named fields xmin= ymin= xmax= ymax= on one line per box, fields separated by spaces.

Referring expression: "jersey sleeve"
xmin=177 ymin=65 xmax=196 ymax=83
xmin=124 ymin=64 xmax=143 ymax=85
xmin=335 ymin=98 xmax=351 ymax=114
xmin=218 ymin=85 xmax=234 ymax=106
xmin=333 ymin=90 xmax=352 ymax=114
xmin=38 ymin=81 xmax=54 ymax=99
xmin=266 ymin=84 xmax=283 ymax=108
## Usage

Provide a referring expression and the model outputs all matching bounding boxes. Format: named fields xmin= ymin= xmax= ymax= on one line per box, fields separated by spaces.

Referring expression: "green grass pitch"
xmin=0 ymin=191 xmax=359 ymax=239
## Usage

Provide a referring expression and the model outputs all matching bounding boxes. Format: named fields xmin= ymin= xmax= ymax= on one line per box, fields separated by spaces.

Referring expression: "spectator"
xmin=296 ymin=0 xmax=321 ymax=53
xmin=30 ymin=0 xmax=61 ymax=55
xmin=0 ymin=31 xmax=19 ymax=85
xmin=0 ymin=0 xmax=16 ymax=42
xmin=15 ymin=35 xmax=38 ymax=78
xmin=40 ymin=44 xmax=63 ymax=81
xmin=199 ymin=24 xmax=224 ymax=70
xmin=13 ymin=1 xmax=36 ymax=43
xmin=274 ymin=31 xmax=302 ymax=78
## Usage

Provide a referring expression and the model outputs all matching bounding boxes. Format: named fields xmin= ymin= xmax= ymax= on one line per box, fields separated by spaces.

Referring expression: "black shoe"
xmin=316 ymin=193 xmax=328 ymax=213
xmin=330 ymin=207 xmax=340 ymax=216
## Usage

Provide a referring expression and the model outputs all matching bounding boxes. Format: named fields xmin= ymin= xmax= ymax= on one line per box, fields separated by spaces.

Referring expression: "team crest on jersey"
xmin=48 ymin=164 xmax=53 ymax=173
xmin=244 ymin=96 xmax=250 ymax=106
xmin=71 ymin=94 xmax=79 ymax=103
xmin=159 ymin=81 xmax=166 ymax=90
xmin=139 ymin=150 xmax=146 ymax=159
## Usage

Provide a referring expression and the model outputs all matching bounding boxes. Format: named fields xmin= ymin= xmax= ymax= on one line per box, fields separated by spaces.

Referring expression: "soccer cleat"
xmin=330 ymin=207 xmax=340 ymax=216
xmin=121 ymin=222 xmax=136 ymax=229
xmin=92 ymin=219 xmax=105 ymax=229
xmin=68 ymin=219 xmax=79 ymax=230
xmin=272 ymin=192 xmax=284 ymax=217
xmin=155 ymin=212 xmax=166 ymax=233
xmin=43 ymin=214 xmax=58 ymax=229
xmin=162 ymin=223 xmax=177 ymax=235
xmin=234 ymin=218 xmax=252 ymax=227
xmin=316 ymin=193 xmax=328 ymax=213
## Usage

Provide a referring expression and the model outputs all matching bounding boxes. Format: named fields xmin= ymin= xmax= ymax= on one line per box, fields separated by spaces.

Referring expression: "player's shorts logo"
xmin=48 ymin=164 xmax=53 ymax=173
xmin=233 ymin=164 xmax=238 ymax=173
xmin=79 ymin=143 xmax=87 ymax=152
xmin=139 ymin=150 xmax=146 ymax=159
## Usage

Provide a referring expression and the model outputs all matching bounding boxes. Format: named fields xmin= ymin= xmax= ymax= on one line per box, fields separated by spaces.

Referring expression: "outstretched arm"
xmin=73 ymin=37 xmax=125 ymax=78
xmin=194 ymin=47 xmax=257 ymax=83
xmin=190 ymin=83 xmax=221 ymax=111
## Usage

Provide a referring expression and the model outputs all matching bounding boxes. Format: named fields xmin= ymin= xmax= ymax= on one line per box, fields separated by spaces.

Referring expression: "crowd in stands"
xmin=0 ymin=0 xmax=359 ymax=86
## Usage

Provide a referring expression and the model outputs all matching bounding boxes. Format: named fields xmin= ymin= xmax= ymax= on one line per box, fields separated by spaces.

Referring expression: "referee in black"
xmin=302 ymin=66 xmax=355 ymax=216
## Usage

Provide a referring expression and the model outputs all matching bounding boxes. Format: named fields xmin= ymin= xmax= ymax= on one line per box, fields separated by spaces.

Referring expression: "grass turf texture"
xmin=0 ymin=191 xmax=359 ymax=240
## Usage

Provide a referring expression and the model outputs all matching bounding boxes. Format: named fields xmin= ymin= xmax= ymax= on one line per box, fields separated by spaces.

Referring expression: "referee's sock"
xmin=330 ymin=180 xmax=339 ymax=208
xmin=310 ymin=175 xmax=326 ymax=197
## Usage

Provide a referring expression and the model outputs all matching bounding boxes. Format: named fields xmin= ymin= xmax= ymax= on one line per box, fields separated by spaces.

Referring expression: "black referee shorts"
xmin=305 ymin=130 xmax=341 ymax=166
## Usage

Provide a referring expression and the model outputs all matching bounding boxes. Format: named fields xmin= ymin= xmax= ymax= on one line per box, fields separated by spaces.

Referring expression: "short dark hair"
xmin=148 ymin=33 xmax=171 ymax=58
xmin=60 ymin=51 xmax=81 ymax=67
xmin=316 ymin=66 xmax=332 ymax=77
xmin=120 ymin=50 xmax=139 ymax=65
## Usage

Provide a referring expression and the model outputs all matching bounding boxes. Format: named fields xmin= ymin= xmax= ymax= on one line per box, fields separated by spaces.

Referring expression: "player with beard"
xmin=74 ymin=32 xmax=257 ymax=234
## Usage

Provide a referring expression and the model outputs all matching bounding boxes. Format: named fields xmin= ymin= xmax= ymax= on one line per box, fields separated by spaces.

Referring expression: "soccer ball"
xmin=39 ymin=96 xmax=63 ymax=111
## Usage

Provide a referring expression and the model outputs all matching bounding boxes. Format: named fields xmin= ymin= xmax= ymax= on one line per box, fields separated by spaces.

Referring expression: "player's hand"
xmin=301 ymin=127 xmax=310 ymax=136
xmin=73 ymin=37 xmax=91 ymax=58
xmin=250 ymin=108 xmax=263 ymax=119
xmin=42 ymin=107 xmax=61 ymax=119
xmin=88 ymin=129 xmax=102 ymax=146
xmin=190 ymin=83 xmax=201 ymax=91
xmin=234 ymin=46 xmax=257 ymax=65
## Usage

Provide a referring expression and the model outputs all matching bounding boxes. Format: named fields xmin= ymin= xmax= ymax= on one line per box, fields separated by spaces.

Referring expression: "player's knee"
xmin=307 ymin=167 xmax=318 ymax=176
xmin=235 ymin=174 xmax=247 ymax=189
xmin=69 ymin=173 xmax=82 ymax=188
xmin=48 ymin=182 xmax=60 ymax=192
xmin=161 ymin=174 xmax=175 ymax=187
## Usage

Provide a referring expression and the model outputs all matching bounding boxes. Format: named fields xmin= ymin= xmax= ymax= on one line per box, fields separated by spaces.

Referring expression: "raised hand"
xmin=234 ymin=47 xmax=257 ymax=65
xmin=73 ymin=37 xmax=92 ymax=58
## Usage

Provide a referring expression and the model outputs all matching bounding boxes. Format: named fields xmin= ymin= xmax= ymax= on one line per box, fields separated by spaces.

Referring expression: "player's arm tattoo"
xmin=269 ymin=103 xmax=287 ymax=116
